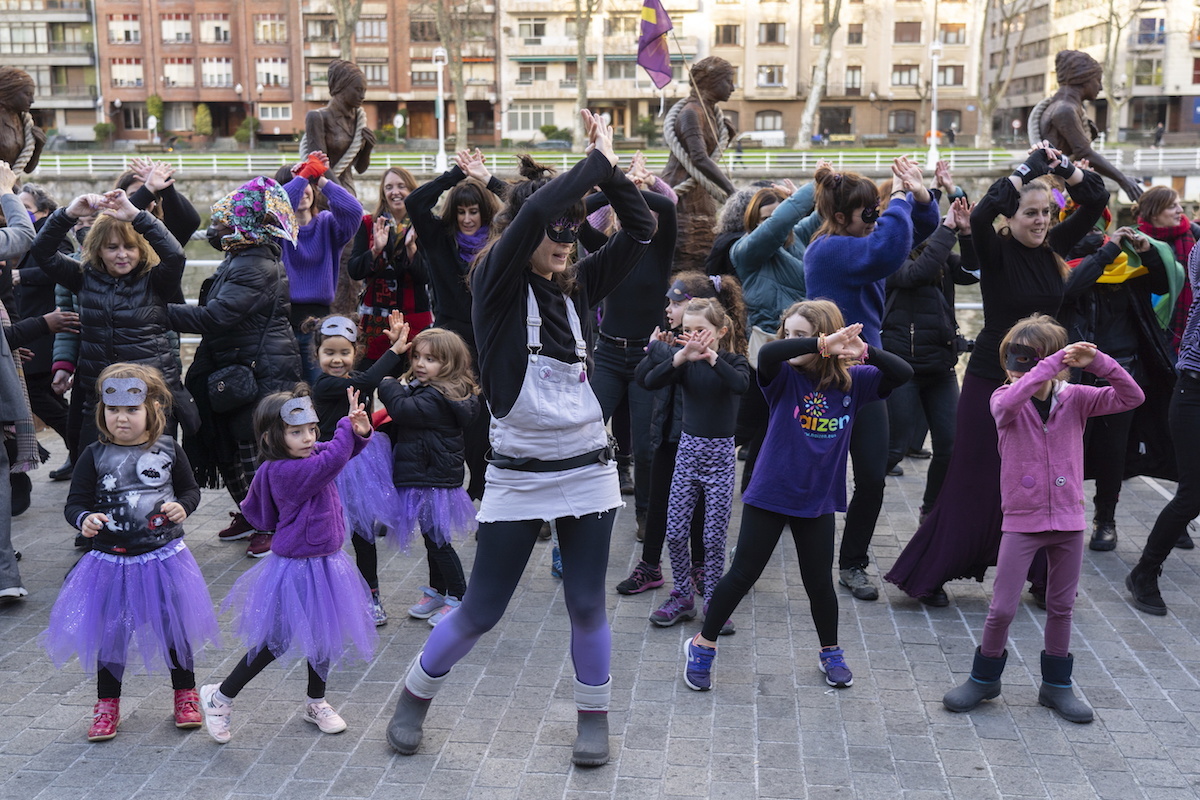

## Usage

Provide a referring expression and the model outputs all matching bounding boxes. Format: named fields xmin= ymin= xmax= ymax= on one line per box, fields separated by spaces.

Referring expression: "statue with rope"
xmin=300 ymin=60 xmax=375 ymax=199
xmin=0 ymin=67 xmax=45 ymax=175
xmin=660 ymin=56 xmax=737 ymax=273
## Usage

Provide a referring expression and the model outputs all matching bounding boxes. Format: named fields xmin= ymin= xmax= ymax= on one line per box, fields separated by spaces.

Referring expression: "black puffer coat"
xmin=167 ymin=242 xmax=302 ymax=398
xmin=376 ymin=378 xmax=479 ymax=488
xmin=30 ymin=208 xmax=188 ymax=407
xmin=880 ymin=224 xmax=978 ymax=374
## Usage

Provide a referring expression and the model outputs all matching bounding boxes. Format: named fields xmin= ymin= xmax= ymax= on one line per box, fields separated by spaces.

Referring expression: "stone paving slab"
xmin=2 ymin=434 xmax=1199 ymax=799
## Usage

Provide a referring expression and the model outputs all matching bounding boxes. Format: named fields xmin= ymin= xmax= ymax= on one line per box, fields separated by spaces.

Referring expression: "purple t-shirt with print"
xmin=742 ymin=364 xmax=883 ymax=517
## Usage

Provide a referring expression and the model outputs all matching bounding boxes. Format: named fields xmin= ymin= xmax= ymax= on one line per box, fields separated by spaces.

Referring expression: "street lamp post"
xmin=255 ymin=82 xmax=264 ymax=151
xmin=928 ymin=40 xmax=942 ymax=167
xmin=433 ymin=46 xmax=449 ymax=172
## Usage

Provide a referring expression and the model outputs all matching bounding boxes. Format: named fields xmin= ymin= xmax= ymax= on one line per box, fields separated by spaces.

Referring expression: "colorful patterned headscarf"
xmin=209 ymin=176 xmax=297 ymax=251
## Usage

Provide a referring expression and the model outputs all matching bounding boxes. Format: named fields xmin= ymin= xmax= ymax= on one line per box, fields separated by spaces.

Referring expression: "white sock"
xmin=404 ymin=651 xmax=450 ymax=699
xmin=307 ymin=696 xmax=324 ymax=705
xmin=215 ymin=689 xmax=234 ymax=705
xmin=574 ymin=676 xmax=612 ymax=713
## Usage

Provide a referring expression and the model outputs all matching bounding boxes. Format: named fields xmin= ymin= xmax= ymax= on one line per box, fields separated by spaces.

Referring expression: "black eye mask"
xmin=861 ymin=205 xmax=881 ymax=224
xmin=1005 ymin=342 xmax=1041 ymax=373
xmin=545 ymin=218 xmax=581 ymax=244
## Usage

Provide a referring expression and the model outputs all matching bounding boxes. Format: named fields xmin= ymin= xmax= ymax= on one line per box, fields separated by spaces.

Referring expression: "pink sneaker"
xmin=87 ymin=698 xmax=120 ymax=741
xmin=174 ymin=688 xmax=202 ymax=728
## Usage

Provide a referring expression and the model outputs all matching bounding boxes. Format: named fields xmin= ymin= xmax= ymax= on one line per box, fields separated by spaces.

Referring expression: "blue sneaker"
xmin=819 ymin=647 xmax=854 ymax=688
xmin=551 ymin=546 xmax=563 ymax=579
xmin=683 ymin=635 xmax=716 ymax=691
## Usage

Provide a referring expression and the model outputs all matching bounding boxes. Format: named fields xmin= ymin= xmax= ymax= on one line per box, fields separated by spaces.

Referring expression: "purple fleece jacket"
xmin=241 ymin=418 xmax=369 ymax=558
xmin=281 ymin=176 xmax=364 ymax=305
xmin=991 ymin=349 xmax=1144 ymax=533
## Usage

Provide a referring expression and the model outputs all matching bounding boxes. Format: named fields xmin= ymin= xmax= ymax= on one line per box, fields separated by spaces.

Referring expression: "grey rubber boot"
xmin=1037 ymin=651 xmax=1093 ymax=723
xmin=572 ymin=677 xmax=611 ymax=767
xmin=943 ymin=647 xmax=1007 ymax=712
xmin=387 ymin=653 xmax=448 ymax=755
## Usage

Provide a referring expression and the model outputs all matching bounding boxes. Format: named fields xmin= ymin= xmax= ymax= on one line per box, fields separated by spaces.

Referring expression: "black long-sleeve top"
xmin=580 ymin=190 xmax=677 ymax=339
xmin=310 ymin=348 xmax=406 ymax=440
xmin=470 ymin=151 xmax=654 ymax=419
xmin=406 ymin=166 xmax=507 ymax=346
xmin=639 ymin=340 xmax=749 ymax=438
xmin=758 ymin=338 xmax=913 ymax=394
xmin=967 ymin=168 xmax=1108 ymax=383
xmin=346 ymin=216 xmax=431 ymax=312
xmin=128 ymin=183 xmax=200 ymax=305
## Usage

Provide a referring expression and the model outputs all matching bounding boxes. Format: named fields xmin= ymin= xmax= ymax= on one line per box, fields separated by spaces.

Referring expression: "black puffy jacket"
xmin=376 ymin=378 xmax=479 ymax=488
xmin=167 ymin=242 xmax=301 ymax=398
xmin=31 ymin=208 xmax=186 ymax=405
xmin=880 ymin=224 xmax=978 ymax=374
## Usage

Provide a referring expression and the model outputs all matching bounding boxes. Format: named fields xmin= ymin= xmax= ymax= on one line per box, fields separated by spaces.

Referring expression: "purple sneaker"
xmin=819 ymin=647 xmax=854 ymax=688
xmin=683 ymin=635 xmax=716 ymax=691
xmin=616 ymin=561 xmax=664 ymax=595
xmin=649 ymin=591 xmax=696 ymax=627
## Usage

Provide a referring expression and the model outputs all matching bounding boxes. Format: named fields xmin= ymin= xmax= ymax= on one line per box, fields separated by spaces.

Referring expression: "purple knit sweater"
xmin=281 ymin=176 xmax=364 ymax=305
xmin=241 ymin=418 xmax=369 ymax=558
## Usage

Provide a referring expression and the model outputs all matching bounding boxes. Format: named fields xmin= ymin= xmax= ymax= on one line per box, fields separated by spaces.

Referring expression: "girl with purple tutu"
xmin=199 ymin=386 xmax=378 ymax=743
xmin=377 ymin=328 xmax=481 ymax=627
xmin=44 ymin=363 xmax=219 ymax=742
xmin=308 ymin=311 xmax=412 ymax=627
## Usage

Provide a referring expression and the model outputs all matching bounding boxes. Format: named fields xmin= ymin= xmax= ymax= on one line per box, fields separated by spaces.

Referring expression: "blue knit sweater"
xmin=281 ymin=176 xmax=364 ymax=306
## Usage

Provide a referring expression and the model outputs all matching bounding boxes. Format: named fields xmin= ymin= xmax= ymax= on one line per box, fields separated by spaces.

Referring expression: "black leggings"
xmin=841 ymin=399 xmax=888 ymax=570
xmin=351 ymin=532 xmax=379 ymax=592
xmin=702 ymin=505 xmax=838 ymax=647
xmin=220 ymin=649 xmax=327 ymax=700
xmin=97 ymin=648 xmax=194 ymax=699
xmin=642 ymin=439 xmax=705 ymax=567
xmin=423 ymin=533 xmax=466 ymax=599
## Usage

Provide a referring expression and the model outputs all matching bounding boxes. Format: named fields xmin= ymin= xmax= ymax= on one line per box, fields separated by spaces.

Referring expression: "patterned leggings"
xmin=665 ymin=433 xmax=735 ymax=607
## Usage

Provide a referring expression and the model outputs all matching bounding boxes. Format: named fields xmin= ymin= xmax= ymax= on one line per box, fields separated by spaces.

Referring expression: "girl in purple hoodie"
xmin=943 ymin=314 xmax=1142 ymax=724
xmin=198 ymin=387 xmax=378 ymax=744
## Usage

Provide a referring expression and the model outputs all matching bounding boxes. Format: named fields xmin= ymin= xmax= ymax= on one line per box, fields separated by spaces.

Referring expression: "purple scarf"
xmin=455 ymin=226 xmax=490 ymax=265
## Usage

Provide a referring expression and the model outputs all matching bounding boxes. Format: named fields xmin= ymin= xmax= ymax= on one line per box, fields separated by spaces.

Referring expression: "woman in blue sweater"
xmin=803 ymin=158 xmax=940 ymax=602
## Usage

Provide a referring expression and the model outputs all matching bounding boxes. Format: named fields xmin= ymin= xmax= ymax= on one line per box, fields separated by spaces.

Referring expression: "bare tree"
xmin=796 ymin=0 xmax=842 ymax=149
xmin=976 ymin=0 xmax=1034 ymax=149
xmin=572 ymin=0 xmax=602 ymax=151
xmin=331 ymin=0 xmax=366 ymax=62
xmin=414 ymin=0 xmax=489 ymax=150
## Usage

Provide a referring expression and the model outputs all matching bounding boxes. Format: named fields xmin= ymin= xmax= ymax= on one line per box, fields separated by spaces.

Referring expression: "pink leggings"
xmin=981 ymin=529 xmax=1085 ymax=659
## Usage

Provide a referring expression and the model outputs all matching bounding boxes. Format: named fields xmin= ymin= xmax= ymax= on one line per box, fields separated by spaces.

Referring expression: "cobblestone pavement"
xmin=2 ymin=434 xmax=1198 ymax=800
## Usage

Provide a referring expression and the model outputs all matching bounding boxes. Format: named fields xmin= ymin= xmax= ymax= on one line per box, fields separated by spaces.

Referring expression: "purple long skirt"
xmin=41 ymin=539 xmax=220 ymax=674
xmin=885 ymin=372 xmax=1046 ymax=599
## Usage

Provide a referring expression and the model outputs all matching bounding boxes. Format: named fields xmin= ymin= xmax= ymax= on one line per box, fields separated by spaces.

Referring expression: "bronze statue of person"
xmin=0 ymin=67 xmax=45 ymax=174
xmin=300 ymin=60 xmax=375 ymax=198
xmin=661 ymin=56 xmax=737 ymax=272
xmin=1031 ymin=50 xmax=1142 ymax=199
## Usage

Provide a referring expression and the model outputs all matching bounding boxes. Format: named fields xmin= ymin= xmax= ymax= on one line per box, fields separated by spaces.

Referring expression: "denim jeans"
xmin=1142 ymin=372 xmax=1200 ymax=566
xmin=590 ymin=339 xmax=655 ymax=516
xmin=887 ymin=368 xmax=960 ymax=512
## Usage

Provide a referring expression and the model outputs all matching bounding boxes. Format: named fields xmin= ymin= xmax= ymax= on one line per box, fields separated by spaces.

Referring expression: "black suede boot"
xmin=943 ymin=647 xmax=1007 ymax=712
xmin=1089 ymin=500 xmax=1117 ymax=552
xmin=1125 ymin=560 xmax=1167 ymax=616
xmin=1038 ymin=651 xmax=1093 ymax=723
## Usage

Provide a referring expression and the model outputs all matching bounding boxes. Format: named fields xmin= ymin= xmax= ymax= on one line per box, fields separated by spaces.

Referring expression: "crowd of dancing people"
xmin=2 ymin=115 xmax=1200 ymax=763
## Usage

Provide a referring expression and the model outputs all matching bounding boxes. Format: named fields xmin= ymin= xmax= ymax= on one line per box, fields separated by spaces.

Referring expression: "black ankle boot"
xmin=1089 ymin=501 xmax=1117 ymax=551
xmin=1125 ymin=561 xmax=1167 ymax=616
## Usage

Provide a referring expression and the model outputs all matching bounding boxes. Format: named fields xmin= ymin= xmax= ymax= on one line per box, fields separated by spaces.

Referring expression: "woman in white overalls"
xmin=387 ymin=111 xmax=655 ymax=766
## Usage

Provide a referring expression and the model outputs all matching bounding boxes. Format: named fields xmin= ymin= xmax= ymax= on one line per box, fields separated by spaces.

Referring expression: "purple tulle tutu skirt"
xmin=378 ymin=485 xmax=478 ymax=550
xmin=335 ymin=432 xmax=398 ymax=543
xmin=41 ymin=540 xmax=219 ymax=674
xmin=222 ymin=550 xmax=377 ymax=679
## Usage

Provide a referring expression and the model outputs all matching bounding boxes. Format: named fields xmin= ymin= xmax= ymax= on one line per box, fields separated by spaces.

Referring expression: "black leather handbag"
xmin=206 ymin=283 xmax=278 ymax=414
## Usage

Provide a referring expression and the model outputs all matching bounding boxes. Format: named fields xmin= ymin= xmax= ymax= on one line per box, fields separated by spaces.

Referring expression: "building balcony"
xmin=505 ymin=36 xmax=576 ymax=57
xmin=304 ymin=41 xmax=341 ymax=59
xmin=410 ymin=41 xmax=496 ymax=61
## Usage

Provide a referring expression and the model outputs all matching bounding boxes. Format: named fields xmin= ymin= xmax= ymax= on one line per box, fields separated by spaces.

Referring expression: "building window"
xmin=757 ymin=65 xmax=784 ymax=87
xmin=603 ymin=16 xmax=638 ymax=37
xmin=755 ymin=110 xmax=783 ymax=130
xmin=518 ymin=63 xmax=548 ymax=83
xmin=110 ymin=57 xmax=143 ymax=87
xmin=715 ymin=25 xmax=739 ymax=46
xmin=256 ymin=57 xmax=288 ymax=87
xmin=259 ymin=103 xmax=291 ymax=121
xmin=847 ymin=23 xmax=863 ymax=45
xmin=605 ymin=61 xmax=637 ymax=80
xmin=563 ymin=60 xmax=595 ymax=84
xmin=938 ymin=23 xmax=965 ymax=45
xmin=361 ymin=62 xmax=387 ymax=85
xmin=198 ymin=14 xmax=230 ymax=44
xmin=201 ymin=57 xmax=233 ymax=87
xmin=306 ymin=19 xmax=337 ymax=42
xmin=162 ymin=57 xmax=194 ymax=87
xmin=122 ymin=102 xmax=147 ymax=130
xmin=518 ymin=18 xmax=546 ymax=44
xmin=1134 ymin=57 xmax=1163 ymax=86
xmin=308 ymin=61 xmax=332 ymax=85
xmin=812 ymin=24 xmax=823 ymax=46
xmin=893 ymin=21 xmax=921 ymax=44
xmin=0 ymin=23 xmax=46 ymax=54
xmin=1193 ymin=57 xmax=1200 ymax=84
xmin=160 ymin=14 xmax=190 ymax=44
xmin=356 ymin=18 xmax=386 ymax=43
xmin=1137 ymin=17 xmax=1165 ymax=46
xmin=410 ymin=20 xmax=438 ymax=42
xmin=164 ymin=103 xmax=193 ymax=131
xmin=937 ymin=64 xmax=964 ymax=86
xmin=891 ymin=64 xmax=919 ymax=86
xmin=411 ymin=70 xmax=436 ymax=86
xmin=888 ymin=109 xmax=916 ymax=133
xmin=507 ymin=102 xmax=554 ymax=131
xmin=845 ymin=65 xmax=862 ymax=96
xmin=759 ymin=22 xmax=786 ymax=45
xmin=254 ymin=14 xmax=287 ymax=44
xmin=107 ymin=14 xmax=140 ymax=44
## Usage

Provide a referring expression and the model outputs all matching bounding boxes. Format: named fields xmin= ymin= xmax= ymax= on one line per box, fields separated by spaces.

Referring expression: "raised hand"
xmin=387 ymin=310 xmax=412 ymax=354
xmin=951 ymin=197 xmax=973 ymax=234
xmin=99 ymin=189 xmax=140 ymax=222
xmin=581 ymin=109 xmax=617 ymax=166
xmin=1063 ymin=341 xmax=1097 ymax=369
xmin=892 ymin=157 xmax=930 ymax=203
xmin=0 ymin=161 xmax=14 ymax=194
xmin=371 ymin=216 xmax=392 ymax=256
xmin=66 ymin=193 xmax=109 ymax=219
xmin=347 ymin=387 xmax=372 ymax=436
xmin=934 ymin=160 xmax=954 ymax=195
xmin=462 ymin=148 xmax=492 ymax=182
xmin=144 ymin=161 xmax=176 ymax=193
xmin=824 ymin=323 xmax=867 ymax=360
xmin=648 ymin=326 xmax=676 ymax=347
xmin=128 ymin=156 xmax=155 ymax=182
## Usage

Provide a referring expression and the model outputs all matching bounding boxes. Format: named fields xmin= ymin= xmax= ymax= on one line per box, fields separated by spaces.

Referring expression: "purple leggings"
xmin=420 ymin=511 xmax=615 ymax=686
xmin=981 ymin=529 xmax=1085 ymax=659
xmin=665 ymin=433 xmax=735 ymax=607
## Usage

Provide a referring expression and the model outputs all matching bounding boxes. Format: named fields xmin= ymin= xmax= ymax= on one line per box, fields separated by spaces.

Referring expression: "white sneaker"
xmin=0 ymin=586 xmax=28 ymax=599
xmin=199 ymin=684 xmax=233 ymax=743
xmin=304 ymin=700 xmax=347 ymax=734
